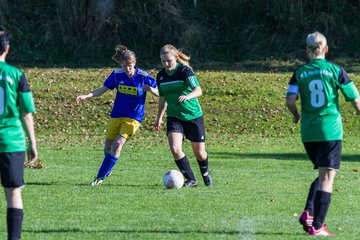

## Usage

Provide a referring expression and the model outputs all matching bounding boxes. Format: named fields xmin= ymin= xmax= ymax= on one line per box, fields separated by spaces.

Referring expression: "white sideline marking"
xmin=238 ymin=219 xmax=256 ymax=240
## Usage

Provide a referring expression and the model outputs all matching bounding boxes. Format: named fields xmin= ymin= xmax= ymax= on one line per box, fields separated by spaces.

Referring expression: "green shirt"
xmin=156 ymin=64 xmax=203 ymax=121
xmin=0 ymin=62 xmax=35 ymax=152
xmin=287 ymin=59 xmax=359 ymax=142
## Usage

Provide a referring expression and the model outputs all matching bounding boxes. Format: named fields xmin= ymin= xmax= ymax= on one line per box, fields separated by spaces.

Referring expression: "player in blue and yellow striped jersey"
xmin=0 ymin=28 xmax=38 ymax=240
xmin=76 ymin=45 xmax=158 ymax=186
xmin=286 ymin=32 xmax=360 ymax=236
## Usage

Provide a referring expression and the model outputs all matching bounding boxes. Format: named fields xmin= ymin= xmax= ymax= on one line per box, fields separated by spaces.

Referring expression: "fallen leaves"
xmin=25 ymin=160 xmax=43 ymax=169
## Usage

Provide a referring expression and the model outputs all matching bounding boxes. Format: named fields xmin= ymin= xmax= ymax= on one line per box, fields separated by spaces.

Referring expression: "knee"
xmin=320 ymin=169 xmax=336 ymax=181
xmin=5 ymin=188 xmax=23 ymax=208
xmin=111 ymin=142 xmax=123 ymax=156
xmin=170 ymin=145 xmax=183 ymax=157
xmin=195 ymin=150 xmax=207 ymax=161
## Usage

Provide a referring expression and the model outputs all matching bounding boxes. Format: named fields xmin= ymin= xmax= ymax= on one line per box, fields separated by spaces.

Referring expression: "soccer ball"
xmin=163 ymin=170 xmax=185 ymax=189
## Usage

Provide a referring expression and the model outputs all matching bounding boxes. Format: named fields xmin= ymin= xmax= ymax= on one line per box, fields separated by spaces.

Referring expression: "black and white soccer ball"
xmin=163 ymin=170 xmax=184 ymax=189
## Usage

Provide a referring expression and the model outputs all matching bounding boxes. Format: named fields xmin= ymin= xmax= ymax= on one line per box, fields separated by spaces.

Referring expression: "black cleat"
xmin=202 ymin=171 xmax=213 ymax=186
xmin=184 ymin=180 xmax=198 ymax=188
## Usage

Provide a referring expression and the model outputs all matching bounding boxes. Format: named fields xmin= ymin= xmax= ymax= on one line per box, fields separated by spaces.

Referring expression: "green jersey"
xmin=287 ymin=59 xmax=359 ymax=142
xmin=156 ymin=64 xmax=203 ymax=121
xmin=0 ymin=62 xmax=35 ymax=152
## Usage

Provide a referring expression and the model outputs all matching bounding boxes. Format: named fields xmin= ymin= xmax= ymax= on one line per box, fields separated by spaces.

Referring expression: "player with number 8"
xmin=286 ymin=31 xmax=360 ymax=236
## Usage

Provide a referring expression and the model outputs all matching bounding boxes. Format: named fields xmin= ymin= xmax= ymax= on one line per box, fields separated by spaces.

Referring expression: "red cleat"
xmin=308 ymin=224 xmax=335 ymax=236
xmin=299 ymin=211 xmax=313 ymax=233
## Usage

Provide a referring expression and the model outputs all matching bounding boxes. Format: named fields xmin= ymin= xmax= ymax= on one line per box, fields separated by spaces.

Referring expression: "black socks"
xmin=197 ymin=157 xmax=209 ymax=176
xmin=175 ymin=156 xmax=196 ymax=181
xmin=313 ymin=191 xmax=332 ymax=230
xmin=7 ymin=208 xmax=23 ymax=240
xmin=305 ymin=177 xmax=319 ymax=216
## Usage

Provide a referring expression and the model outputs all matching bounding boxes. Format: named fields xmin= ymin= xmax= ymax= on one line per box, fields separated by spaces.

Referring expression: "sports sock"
xmin=304 ymin=177 xmax=319 ymax=216
xmin=313 ymin=191 xmax=332 ymax=230
xmin=7 ymin=208 xmax=23 ymax=240
xmin=97 ymin=154 xmax=118 ymax=180
xmin=197 ymin=157 xmax=209 ymax=176
xmin=175 ymin=156 xmax=196 ymax=181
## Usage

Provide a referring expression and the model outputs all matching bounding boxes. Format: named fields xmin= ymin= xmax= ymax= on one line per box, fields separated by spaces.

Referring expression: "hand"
xmin=178 ymin=95 xmax=189 ymax=102
xmin=76 ymin=95 xmax=87 ymax=105
xmin=26 ymin=145 xmax=44 ymax=169
xmin=154 ymin=119 xmax=162 ymax=131
xmin=27 ymin=159 xmax=37 ymax=168
xmin=142 ymin=84 xmax=151 ymax=92
xmin=27 ymin=145 xmax=38 ymax=166
xmin=293 ymin=114 xmax=301 ymax=124
xmin=26 ymin=159 xmax=43 ymax=169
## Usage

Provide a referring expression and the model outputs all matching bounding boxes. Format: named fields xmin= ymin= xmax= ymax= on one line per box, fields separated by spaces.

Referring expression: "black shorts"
xmin=303 ymin=141 xmax=342 ymax=170
xmin=0 ymin=152 xmax=25 ymax=188
xmin=166 ymin=116 xmax=206 ymax=142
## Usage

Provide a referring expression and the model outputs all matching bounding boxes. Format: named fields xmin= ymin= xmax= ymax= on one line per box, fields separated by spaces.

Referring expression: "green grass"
xmin=1 ymin=68 xmax=360 ymax=239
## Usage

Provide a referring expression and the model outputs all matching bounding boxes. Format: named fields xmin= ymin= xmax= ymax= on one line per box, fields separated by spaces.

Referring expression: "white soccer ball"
xmin=163 ymin=170 xmax=185 ymax=189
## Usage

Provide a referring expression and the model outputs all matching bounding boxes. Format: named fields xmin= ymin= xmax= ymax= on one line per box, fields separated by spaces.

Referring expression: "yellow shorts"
xmin=106 ymin=117 xmax=141 ymax=140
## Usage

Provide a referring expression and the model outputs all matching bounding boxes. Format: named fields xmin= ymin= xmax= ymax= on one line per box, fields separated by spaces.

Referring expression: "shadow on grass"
xmin=75 ymin=183 xmax=160 ymax=188
xmin=23 ymin=228 xmax=304 ymax=236
xmin=25 ymin=182 xmax=160 ymax=189
xmin=209 ymin=151 xmax=360 ymax=162
xmin=26 ymin=182 xmax=55 ymax=186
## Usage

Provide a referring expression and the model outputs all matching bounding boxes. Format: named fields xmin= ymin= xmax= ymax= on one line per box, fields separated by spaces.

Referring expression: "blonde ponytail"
xmin=160 ymin=44 xmax=190 ymax=66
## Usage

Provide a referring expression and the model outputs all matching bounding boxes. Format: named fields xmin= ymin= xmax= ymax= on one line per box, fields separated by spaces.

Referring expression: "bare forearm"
xmin=77 ymin=86 xmax=108 ymax=104
xmin=286 ymin=95 xmax=301 ymax=123
xmin=352 ymin=97 xmax=360 ymax=113
xmin=178 ymin=87 xmax=202 ymax=102
xmin=187 ymin=87 xmax=202 ymax=99
xmin=149 ymin=87 xmax=159 ymax=97
xmin=157 ymin=97 xmax=167 ymax=119
xmin=287 ymin=103 xmax=300 ymax=118
xmin=21 ymin=113 xmax=36 ymax=148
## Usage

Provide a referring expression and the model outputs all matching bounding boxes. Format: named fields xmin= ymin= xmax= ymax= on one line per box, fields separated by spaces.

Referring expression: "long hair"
xmin=160 ymin=44 xmax=190 ymax=66
xmin=112 ymin=44 xmax=136 ymax=64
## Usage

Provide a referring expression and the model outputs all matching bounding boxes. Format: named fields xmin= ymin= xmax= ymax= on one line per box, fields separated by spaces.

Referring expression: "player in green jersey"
xmin=0 ymin=28 xmax=37 ymax=240
xmin=286 ymin=31 xmax=360 ymax=236
xmin=155 ymin=44 xmax=212 ymax=187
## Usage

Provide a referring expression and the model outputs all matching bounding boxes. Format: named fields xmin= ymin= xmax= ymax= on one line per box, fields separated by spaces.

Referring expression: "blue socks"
xmin=97 ymin=154 xmax=118 ymax=180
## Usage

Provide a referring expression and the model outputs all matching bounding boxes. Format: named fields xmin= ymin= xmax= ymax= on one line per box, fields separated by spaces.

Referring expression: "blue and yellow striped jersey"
xmin=104 ymin=67 xmax=157 ymax=123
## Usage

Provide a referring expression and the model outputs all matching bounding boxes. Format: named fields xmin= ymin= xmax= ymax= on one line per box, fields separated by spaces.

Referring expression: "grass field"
xmin=1 ymin=68 xmax=360 ymax=239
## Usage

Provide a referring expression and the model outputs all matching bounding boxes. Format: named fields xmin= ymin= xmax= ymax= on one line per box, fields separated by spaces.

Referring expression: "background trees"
xmin=0 ymin=0 xmax=359 ymax=66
